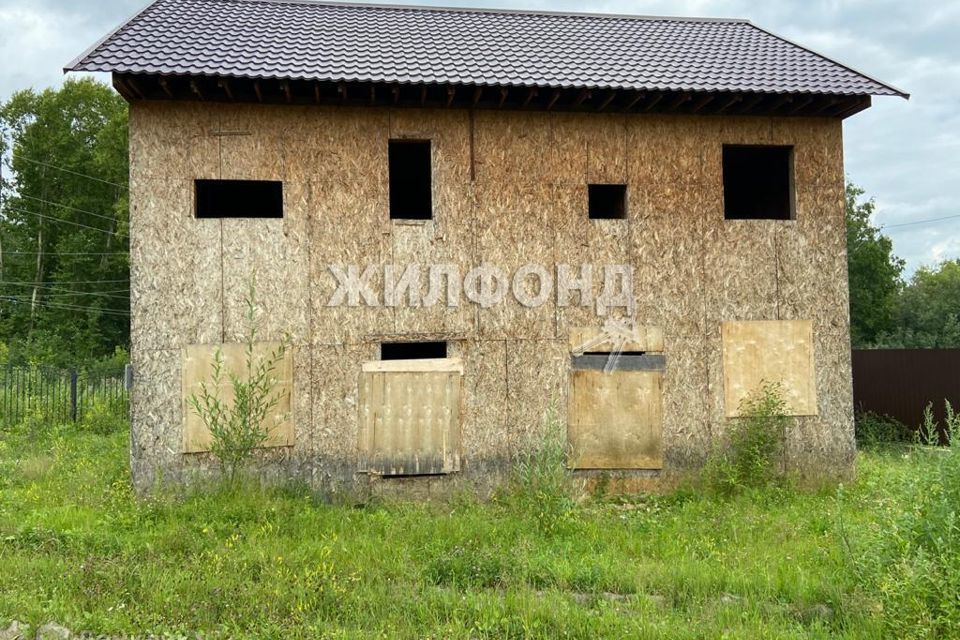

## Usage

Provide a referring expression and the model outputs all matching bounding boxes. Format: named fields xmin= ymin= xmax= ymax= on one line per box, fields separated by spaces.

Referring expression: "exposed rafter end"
xmin=112 ymin=76 xmax=136 ymax=101
xmin=190 ymin=79 xmax=204 ymax=101
xmin=597 ymin=91 xmax=617 ymax=111
xmin=621 ymin=92 xmax=645 ymax=112
xmin=217 ymin=78 xmax=233 ymax=101
xmin=546 ymin=89 xmax=561 ymax=110
xmin=714 ymin=94 xmax=742 ymax=114
xmin=571 ymin=89 xmax=591 ymax=108
xmin=667 ymin=93 xmax=691 ymax=109
xmin=522 ymin=87 xmax=538 ymax=107
xmin=159 ymin=77 xmax=175 ymax=99
xmin=643 ymin=92 xmax=664 ymax=112
xmin=689 ymin=94 xmax=714 ymax=113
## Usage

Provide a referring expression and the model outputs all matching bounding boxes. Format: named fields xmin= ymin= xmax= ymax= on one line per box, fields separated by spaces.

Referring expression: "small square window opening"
xmin=722 ymin=145 xmax=795 ymax=220
xmin=588 ymin=184 xmax=627 ymax=219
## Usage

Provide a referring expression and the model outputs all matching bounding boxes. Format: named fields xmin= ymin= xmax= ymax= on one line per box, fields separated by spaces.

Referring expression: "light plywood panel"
xmin=569 ymin=324 xmax=664 ymax=354
xmin=721 ymin=320 xmax=816 ymax=417
xmin=359 ymin=361 xmax=463 ymax=475
xmin=182 ymin=343 xmax=294 ymax=453
xmin=568 ymin=369 xmax=664 ymax=469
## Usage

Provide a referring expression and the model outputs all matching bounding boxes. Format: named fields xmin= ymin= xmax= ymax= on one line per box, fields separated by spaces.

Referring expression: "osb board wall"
xmin=181 ymin=343 xmax=294 ymax=454
xmin=720 ymin=320 xmax=816 ymax=417
xmin=128 ymin=101 xmax=853 ymax=491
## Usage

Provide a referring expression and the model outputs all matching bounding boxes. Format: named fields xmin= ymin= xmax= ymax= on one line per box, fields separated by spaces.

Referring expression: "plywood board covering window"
xmin=359 ymin=358 xmax=463 ymax=475
xmin=181 ymin=343 xmax=294 ymax=453
xmin=568 ymin=367 xmax=664 ymax=469
xmin=721 ymin=320 xmax=817 ymax=417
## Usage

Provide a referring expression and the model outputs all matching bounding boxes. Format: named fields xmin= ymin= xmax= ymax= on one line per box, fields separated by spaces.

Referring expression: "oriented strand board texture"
xmin=181 ymin=343 xmax=294 ymax=453
xmin=568 ymin=369 xmax=664 ymax=469
xmin=129 ymin=100 xmax=853 ymax=493
xmin=721 ymin=320 xmax=817 ymax=417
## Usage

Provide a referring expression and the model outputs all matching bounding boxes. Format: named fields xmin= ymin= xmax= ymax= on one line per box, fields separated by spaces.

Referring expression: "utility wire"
xmin=8 ymin=153 xmax=128 ymax=189
xmin=3 ymin=251 xmax=127 ymax=256
xmin=881 ymin=213 xmax=960 ymax=229
xmin=0 ymin=278 xmax=128 ymax=285
xmin=0 ymin=296 xmax=130 ymax=316
xmin=18 ymin=194 xmax=121 ymax=224
xmin=0 ymin=281 xmax=129 ymax=295
xmin=2 ymin=289 xmax=129 ymax=301
xmin=3 ymin=207 xmax=118 ymax=236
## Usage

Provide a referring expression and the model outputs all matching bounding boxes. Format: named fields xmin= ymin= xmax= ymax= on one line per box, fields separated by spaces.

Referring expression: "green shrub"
xmin=850 ymin=400 xmax=960 ymax=637
xmin=78 ymin=396 xmax=128 ymax=435
xmin=855 ymin=411 xmax=911 ymax=447
xmin=703 ymin=381 xmax=788 ymax=495
xmin=497 ymin=411 xmax=577 ymax=535
xmin=189 ymin=279 xmax=290 ymax=482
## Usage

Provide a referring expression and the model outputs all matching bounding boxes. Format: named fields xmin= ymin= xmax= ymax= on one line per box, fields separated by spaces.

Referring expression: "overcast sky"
xmin=1 ymin=0 xmax=956 ymax=275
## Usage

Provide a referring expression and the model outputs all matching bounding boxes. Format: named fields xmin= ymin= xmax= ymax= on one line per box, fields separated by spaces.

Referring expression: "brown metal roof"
xmin=66 ymin=0 xmax=907 ymax=98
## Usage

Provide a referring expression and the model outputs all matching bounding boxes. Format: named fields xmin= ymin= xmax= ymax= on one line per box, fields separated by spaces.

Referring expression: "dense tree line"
xmin=0 ymin=80 xmax=957 ymax=365
xmin=846 ymin=184 xmax=960 ymax=348
xmin=0 ymin=79 xmax=128 ymax=367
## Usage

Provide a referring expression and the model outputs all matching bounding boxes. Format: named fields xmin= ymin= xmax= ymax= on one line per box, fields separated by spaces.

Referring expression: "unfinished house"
xmin=67 ymin=0 xmax=907 ymax=495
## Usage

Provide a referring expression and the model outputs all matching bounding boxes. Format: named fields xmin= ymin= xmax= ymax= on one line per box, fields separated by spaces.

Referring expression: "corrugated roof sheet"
xmin=66 ymin=0 xmax=907 ymax=98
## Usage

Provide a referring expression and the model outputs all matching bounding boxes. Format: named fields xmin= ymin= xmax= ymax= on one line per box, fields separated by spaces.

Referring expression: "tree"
xmin=846 ymin=182 xmax=904 ymax=347
xmin=0 ymin=79 xmax=129 ymax=366
xmin=876 ymin=260 xmax=960 ymax=348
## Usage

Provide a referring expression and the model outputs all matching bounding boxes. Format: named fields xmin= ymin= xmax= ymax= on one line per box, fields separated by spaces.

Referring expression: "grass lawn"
xmin=0 ymin=426 xmax=933 ymax=639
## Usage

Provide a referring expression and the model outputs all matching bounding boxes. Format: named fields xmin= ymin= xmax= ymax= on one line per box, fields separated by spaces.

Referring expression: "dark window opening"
xmin=588 ymin=184 xmax=627 ymax=219
xmin=722 ymin=145 xmax=795 ymax=220
xmin=581 ymin=350 xmax=646 ymax=356
xmin=381 ymin=341 xmax=447 ymax=360
xmin=389 ymin=140 xmax=432 ymax=220
xmin=195 ymin=179 xmax=283 ymax=218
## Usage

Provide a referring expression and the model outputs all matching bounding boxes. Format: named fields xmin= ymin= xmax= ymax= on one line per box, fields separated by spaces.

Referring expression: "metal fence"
xmin=0 ymin=365 xmax=129 ymax=427
xmin=852 ymin=348 xmax=960 ymax=430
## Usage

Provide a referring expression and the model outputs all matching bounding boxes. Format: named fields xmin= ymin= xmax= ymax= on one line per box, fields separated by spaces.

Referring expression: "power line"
xmin=881 ymin=213 xmax=960 ymax=229
xmin=3 ymin=206 xmax=118 ymax=236
xmin=0 ymin=296 xmax=130 ymax=316
xmin=18 ymin=194 xmax=121 ymax=224
xmin=0 ymin=278 xmax=127 ymax=285
xmin=3 ymin=251 xmax=127 ymax=256
xmin=0 ymin=282 xmax=129 ymax=296
xmin=1 ymin=289 xmax=129 ymax=301
xmin=8 ymin=153 xmax=128 ymax=189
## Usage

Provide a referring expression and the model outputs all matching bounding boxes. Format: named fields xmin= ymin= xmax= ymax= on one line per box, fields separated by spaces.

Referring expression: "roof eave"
xmin=63 ymin=0 xmax=162 ymax=74
xmin=746 ymin=23 xmax=909 ymax=100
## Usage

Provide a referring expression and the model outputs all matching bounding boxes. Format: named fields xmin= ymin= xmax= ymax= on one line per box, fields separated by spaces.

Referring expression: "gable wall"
xmin=127 ymin=101 xmax=853 ymax=494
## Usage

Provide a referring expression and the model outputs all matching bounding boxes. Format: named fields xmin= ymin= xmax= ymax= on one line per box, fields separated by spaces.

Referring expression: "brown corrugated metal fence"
xmin=852 ymin=349 xmax=960 ymax=429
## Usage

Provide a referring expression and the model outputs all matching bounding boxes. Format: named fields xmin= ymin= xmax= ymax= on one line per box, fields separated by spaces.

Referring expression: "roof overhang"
xmin=112 ymin=72 xmax=872 ymax=119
